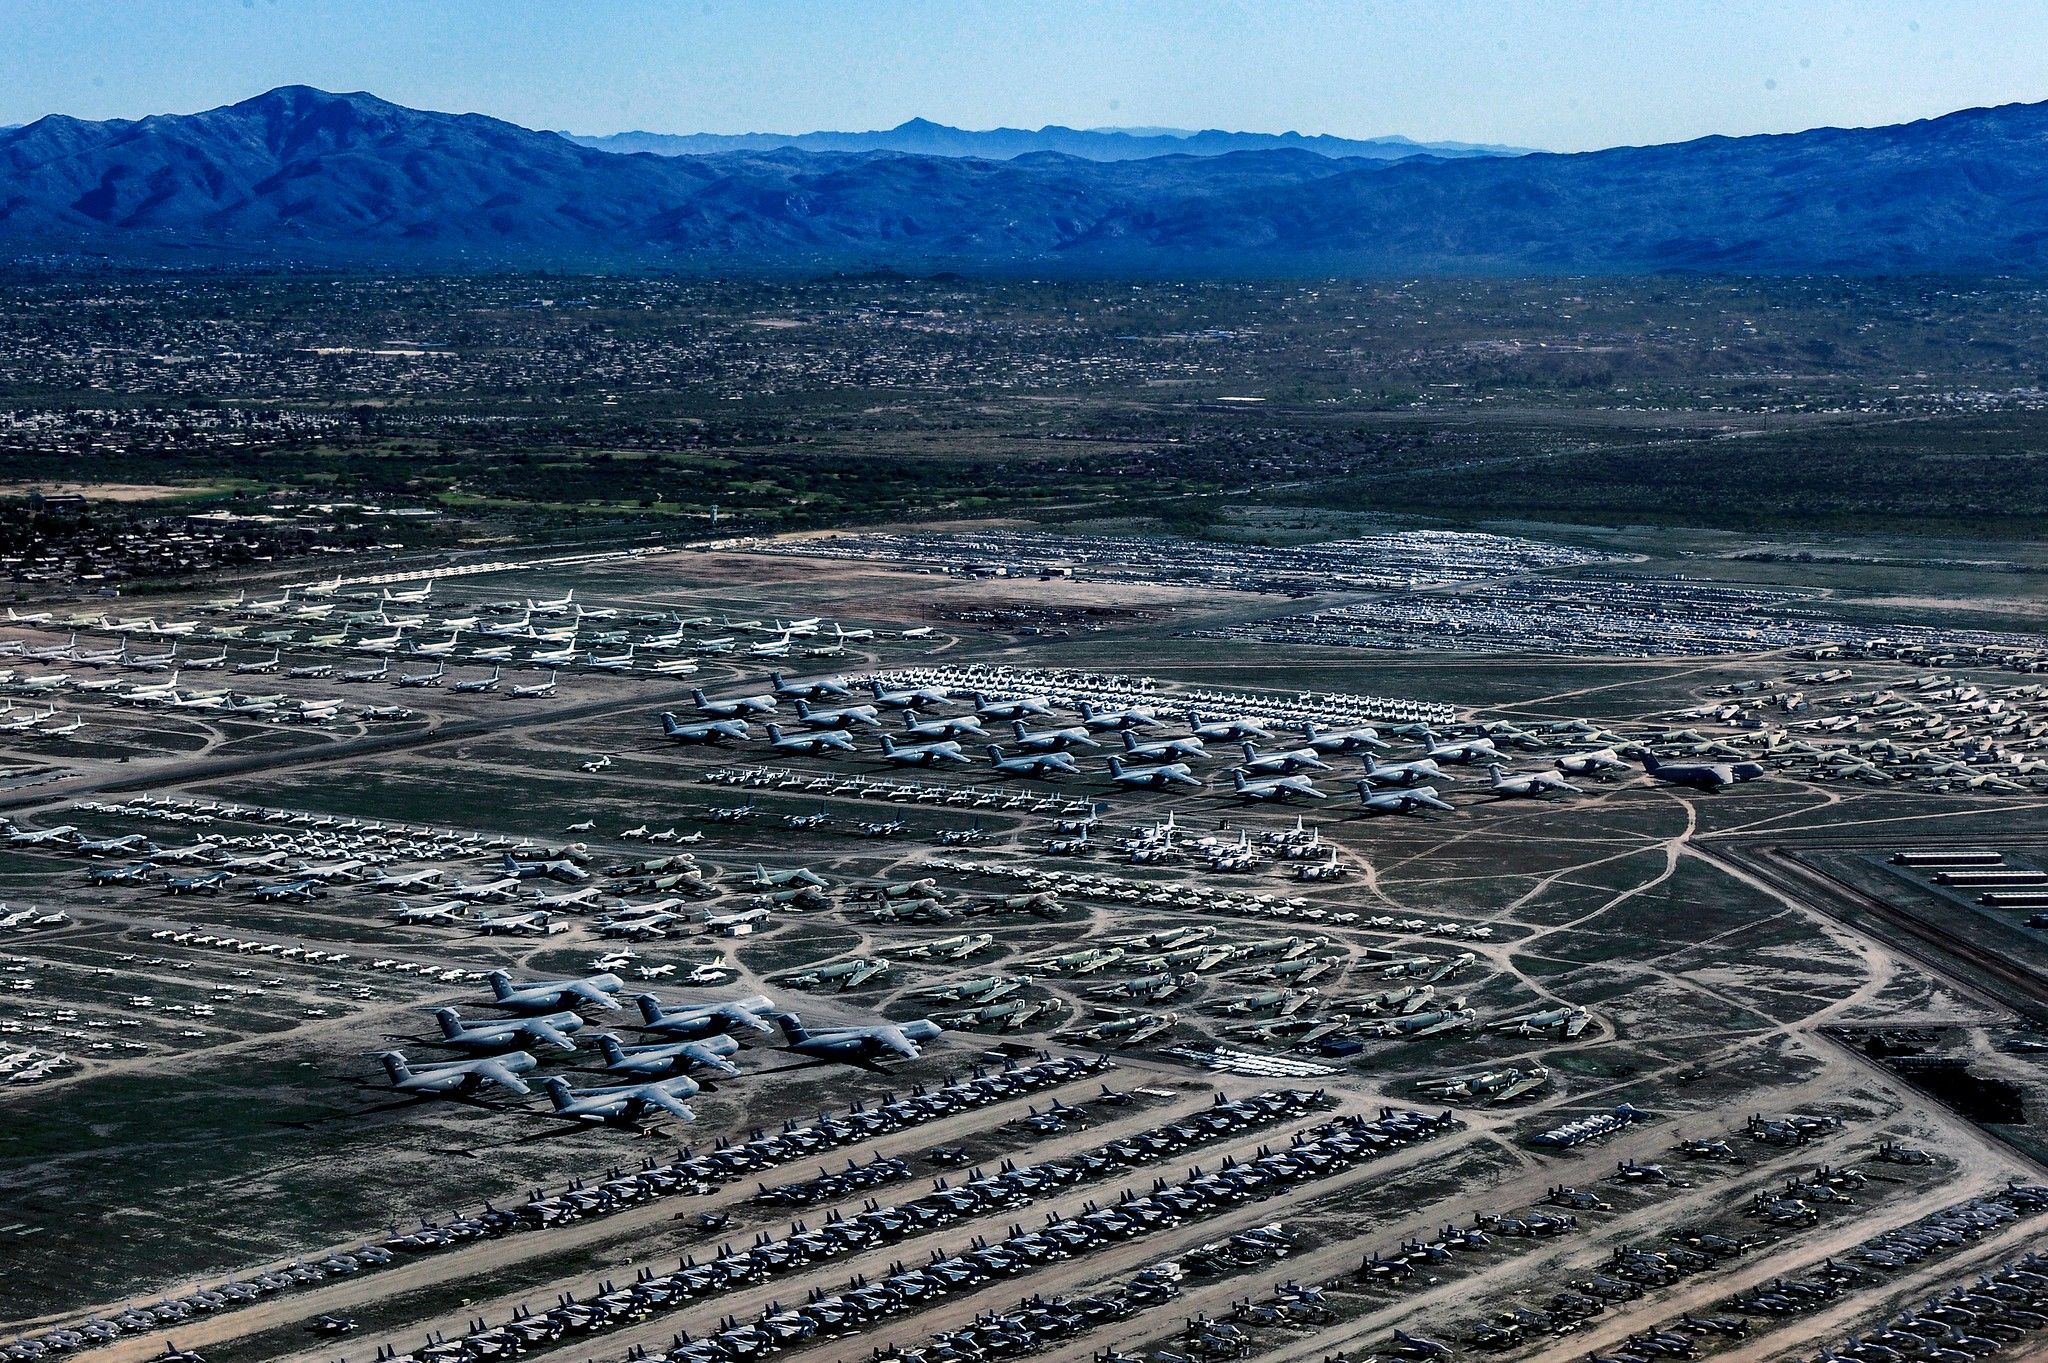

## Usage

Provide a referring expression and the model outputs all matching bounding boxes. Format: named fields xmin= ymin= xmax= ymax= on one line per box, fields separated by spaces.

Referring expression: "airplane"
xmin=765 ymin=724 xmax=857 ymax=756
xmin=1229 ymin=771 xmax=1327 ymax=801
xmin=770 ymin=1012 xmax=943 ymax=1070
xmin=378 ymin=1050 xmax=536 ymax=1098
xmin=542 ymin=1073 xmax=698 ymax=1125
xmin=793 ymin=698 xmax=882 ymax=729
xmin=1359 ymin=784 xmax=1458 ymax=815
xmin=974 ymin=692 xmax=1055 ymax=721
xmin=870 ymin=680 xmax=953 ymax=710
xmin=1641 ymin=753 xmax=1766 ymax=791
xmin=745 ymin=633 xmax=795 ymax=659
xmin=591 ymin=1032 xmax=742 ymax=1078
xmin=877 ymin=734 xmax=971 ymax=766
xmin=394 ymin=663 xmax=446 ymax=688
xmin=1418 ymin=731 xmax=1506 ymax=765
xmin=412 ymin=632 xmax=463 ymax=658
xmin=1118 ymin=730 xmax=1208 ymax=763
xmin=180 ymin=647 xmax=231 ymax=671
xmin=478 ymin=970 xmax=624 ymax=1014
xmin=479 ymin=612 xmax=533 ymax=638
xmin=1078 ymin=702 xmax=1162 ymax=732
xmin=1555 ymin=747 xmax=1633 ymax=778
xmin=389 ymin=902 xmax=469 ymax=927
xmin=1299 ymin=721 xmax=1389 ymax=754
xmin=769 ymin=671 xmax=854 ymax=701
xmin=340 ymin=662 xmax=390 ymax=684
xmin=895 ymin=624 xmax=937 ymax=640
xmin=1236 ymin=742 xmax=1333 ymax=775
xmin=659 ymin=712 xmax=751 ymax=743
xmin=475 ymin=910 xmax=562 ymax=936
xmin=355 ymin=631 xmax=406 ymax=654
xmin=429 ymin=1007 xmax=583 ymax=1053
xmin=4 ymin=824 xmax=74 ymax=846
xmin=1485 ymin=765 xmax=1582 ymax=798
xmin=1008 ymin=720 xmax=1101 ymax=752
xmin=630 ymin=993 xmax=778 ymax=1041
xmin=117 ymin=673 xmax=182 ymax=705
xmin=692 ymin=688 xmax=778 ymax=718
xmin=468 ymin=645 xmax=514 ymax=663
xmin=127 ymin=643 xmax=180 ymax=671
xmin=75 ymin=833 xmax=152 ymax=858
xmin=1186 ymin=710 xmax=1273 ymax=742
xmin=23 ymin=634 xmax=76 ymax=662
xmin=1106 ymin=756 xmax=1201 ymax=789
xmin=86 ymin=861 xmax=158 ymax=887
xmin=509 ymin=672 xmax=559 ymax=699
xmin=900 ymin=709 xmax=988 ymax=740
xmin=163 ymin=870 xmax=232 ymax=896
xmin=251 ymin=878 xmax=323 ymax=903
xmin=232 ymin=649 xmax=282 ymax=676
xmin=285 ymin=661 xmax=335 ymax=680
xmin=525 ymin=589 xmax=574 ymax=613
xmin=586 ymin=645 xmax=635 ymax=671
xmin=15 ymin=673 xmax=70 ymax=693
xmin=501 ymin=851 xmax=589 ymax=883
xmin=4 ymin=607 xmax=53 ymax=625
xmin=986 ymin=746 xmax=1080 ymax=778
xmin=705 ymin=906 xmax=772 ymax=934
xmin=452 ymin=667 xmax=503 ymax=694
xmin=527 ymin=641 xmax=579 ymax=666
xmin=1359 ymin=754 xmax=1451 ymax=787
xmin=382 ymin=582 xmax=436 ymax=605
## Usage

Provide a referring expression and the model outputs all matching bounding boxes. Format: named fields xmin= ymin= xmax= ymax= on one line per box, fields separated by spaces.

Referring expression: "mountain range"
xmin=5 ymin=86 xmax=2048 ymax=273
xmin=567 ymin=118 xmax=1523 ymax=162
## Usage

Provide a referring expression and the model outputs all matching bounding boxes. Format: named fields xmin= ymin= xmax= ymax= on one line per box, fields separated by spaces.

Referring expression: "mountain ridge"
xmin=5 ymin=86 xmax=2048 ymax=273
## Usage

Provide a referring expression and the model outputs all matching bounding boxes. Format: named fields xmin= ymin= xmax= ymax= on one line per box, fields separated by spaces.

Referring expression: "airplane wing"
xmin=569 ymin=983 xmax=623 ymax=1009
xmin=469 ymin=1060 xmax=532 ymax=1096
xmin=523 ymin=1020 xmax=579 ymax=1051
xmin=633 ymin=1089 xmax=697 ymax=1121
xmin=870 ymin=1025 xmax=922 ymax=1059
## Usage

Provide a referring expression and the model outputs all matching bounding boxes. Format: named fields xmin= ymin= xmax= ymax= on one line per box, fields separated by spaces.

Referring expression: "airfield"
xmin=0 ymin=535 xmax=2045 ymax=1363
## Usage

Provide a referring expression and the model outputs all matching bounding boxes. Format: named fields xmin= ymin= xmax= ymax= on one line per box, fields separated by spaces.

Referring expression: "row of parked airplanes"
xmin=381 ymin=972 xmax=947 ymax=1128
xmin=654 ymin=673 xmax=1769 ymax=805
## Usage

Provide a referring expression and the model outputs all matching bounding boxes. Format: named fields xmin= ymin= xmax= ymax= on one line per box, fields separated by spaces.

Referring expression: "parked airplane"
xmin=877 ymin=734 xmax=971 ymax=766
xmin=771 ymin=1012 xmax=943 ymax=1070
xmin=1186 ymin=710 xmax=1273 ymax=742
xmin=870 ymin=680 xmax=953 ymax=710
xmin=1106 ymin=756 xmax=1201 ymax=789
xmin=1359 ymin=754 xmax=1450 ymax=787
xmin=509 ymin=672 xmax=559 ymax=698
xmin=692 ymin=688 xmax=778 ymax=718
xmin=1237 ymin=742 xmax=1333 ymax=775
xmin=974 ymin=692 xmax=1056 ymax=721
xmin=379 ymin=1050 xmax=535 ymax=1098
xmin=900 ymin=710 xmax=988 ymax=740
xmin=1485 ymin=765 xmax=1582 ymax=798
xmin=592 ymin=1032 xmax=742 ymax=1078
xmin=429 ymin=1007 xmax=583 ymax=1053
xmin=479 ymin=971 xmax=625 ymax=1014
xmin=765 ymin=724 xmax=857 ymax=756
xmin=986 ymin=746 xmax=1080 ymax=778
xmin=1230 ymin=771 xmax=1327 ymax=801
xmin=542 ymin=1074 xmax=698 ymax=1124
xmin=630 ymin=993 xmax=778 ymax=1041
xmin=1008 ymin=719 xmax=1101 ymax=752
xmin=770 ymin=672 xmax=854 ymax=701
xmin=1641 ymin=753 xmax=1767 ymax=791
xmin=793 ymin=698 xmax=882 ymax=729
xmin=1358 ymin=785 xmax=1458 ymax=816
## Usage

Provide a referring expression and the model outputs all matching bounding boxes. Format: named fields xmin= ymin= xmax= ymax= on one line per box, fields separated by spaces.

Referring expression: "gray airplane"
xmin=480 ymin=970 xmax=625 ymax=1014
xmin=899 ymin=709 xmax=988 ymax=740
xmin=430 ymin=1007 xmax=584 ymax=1053
xmin=1078 ymin=701 xmax=1162 ymax=732
xmin=771 ymin=1012 xmax=943 ymax=1071
xmin=1237 ymin=742 xmax=1333 ymax=775
xmin=765 ymin=723 xmax=857 ymax=756
xmin=542 ymin=1074 xmax=699 ymax=1125
xmin=1106 ymin=756 xmax=1201 ymax=789
xmin=1359 ymin=753 xmax=1450 ymax=787
xmin=1485 ymin=764 xmax=1582 ymax=798
xmin=501 ymin=852 xmax=590 ymax=883
xmin=877 ymin=734 xmax=972 ymax=766
xmin=1119 ymin=730 xmax=1208 ymax=763
xmin=870 ymin=680 xmax=954 ymax=710
xmin=1555 ymin=747 xmax=1633 ymax=779
xmin=379 ymin=1049 xmax=536 ymax=1098
xmin=631 ymin=992 xmax=778 ymax=1041
xmin=987 ymin=745 xmax=1080 ymax=778
xmin=1186 ymin=710 xmax=1273 ymax=742
xmin=1358 ymin=784 xmax=1458 ymax=815
xmin=691 ymin=688 xmax=778 ymax=719
xmin=974 ymin=692 xmax=1055 ymax=721
xmin=1641 ymin=753 xmax=1767 ymax=791
xmin=769 ymin=671 xmax=854 ymax=701
xmin=1008 ymin=719 xmax=1100 ymax=752
xmin=592 ymin=1032 xmax=742 ymax=1078
xmin=1419 ymin=731 xmax=1506 ymax=765
xmin=660 ymin=712 xmax=751 ymax=743
xmin=793 ymin=698 xmax=882 ymax=729
xmin=1230 ymin=770 xmax=1327 ymax=801
xmin=1300 ymin=721 xmax=1389 ymax=754
xmin=251 ymin=877 xmax=322 ymax=902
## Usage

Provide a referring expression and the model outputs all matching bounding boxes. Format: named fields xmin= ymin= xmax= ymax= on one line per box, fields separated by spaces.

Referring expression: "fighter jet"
xmin=987 ymin=746 xmax=1080 ymax=778
xmin=1106 ymin=756 xmax=1201 ymax=789
xmin=479 ymin=971 xmax=624 ymax=1014
xmin=877 ymin=734 xmax=971 ymax=766
xmin=770 ymin=1012 xmax=942 ymax=1070
xmin=770 ymin=672 xmax=855 ymax=701
xmin=1358 ymin=785 xmax=1457 ymax=815
xmin=691 ymin=688 xmax=778 ymax=719
xmin=429 ymin=1007 xmax=584 ymax=1054
xmin=659 ymin=712 xmax=751 ymax=743
xmin=1186 ymin=711 xmax=1272 ymax=742
xmin=793 ymin=698 xmax=882 ymax=729
xmin=542 ymin=1074 xmax=699 ymax=1125
xmin=1485 ymin=765 xmax=1582 ymax=798
xmin=630 ymin=993 xmax=778 ymax=1041
xmin=379 ymin=1050 xmax=536 ymax=1098
xmin=592 ymin=1032 xmax=742 ymax=1078
xmin=1118 ymin=730 xmax=1208 ymax=763
xmin=900 ymin=709 xmax=988 ymax=740
xmin=1236 ymin=742 xmax=1332 ymax=775
xmin=765 ymin=723 xmax=857 ymax=756
xmin=1229 ymin=771 xmax=1327 ymax=801
xmin=1641 ymin=753 xmax=1766 ymax=791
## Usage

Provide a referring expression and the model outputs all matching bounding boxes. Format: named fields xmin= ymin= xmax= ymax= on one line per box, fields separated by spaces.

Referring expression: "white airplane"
xmin=480 ymin=613 xmax=533 ymax=638
xmin=528 ymin=641 xmax=579 ymax=666
xmin=382 ymin=582 xmax=435 ymax=605
xmin=527 ymin=590 xmax=575 ymax=614
xmin=5 ymin=607 xmax=53 ymax=626
xmin=412 ymin=633 xmax=463 ymax=658
xmin=6 ymin=824 xmax=77 ymax=845
xmin=356 ymin=631 xmax=405 ymax=653
xmin=587 ymin=646 xmax=635 ymax=671
xmin=453 ymin=668 xmax=503 ymax=694
xmin=470 ymin=645 xmax=514 ymax=662
xmin=746 ymin=633 xmax=795 ymax=659
xmin=234 ymin=649 xmax=282 ymax=675
xmin=394 ymin=663 xmax=446 ymax=688
xmin=127 ymin=643 xmax=179 ymax=670
xmin=14 ymin=673 xmax=69 ymax=693
xmin=896 ymin=625 xmax=937 ymax=640
xmin=390 ymin=903 xmax=469 ymax=926
xmin=25 ymin=635 xmax=77 ymax=661
xmin=510 ymin=672 xmax=559 ymax=698
xmin=181 ymin=647 xmax=231 ymax=671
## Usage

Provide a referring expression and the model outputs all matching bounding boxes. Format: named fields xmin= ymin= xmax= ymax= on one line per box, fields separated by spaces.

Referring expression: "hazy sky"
xmin=5 ymin=0 xmax=2044 ymax=151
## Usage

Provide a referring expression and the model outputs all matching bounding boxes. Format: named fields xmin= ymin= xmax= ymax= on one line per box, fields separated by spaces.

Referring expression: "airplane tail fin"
xmin=486 ymin=970 xmax=514 ymax=1000
xmin=766 ymin=723 xmax=785 ymax=741
xmin=598 ymin=1034 xmax=627 ymax=1066
xmin=986 ymin=745 xmax=1005 ymax=763
xmin=1641 ymin=752 xmax=1662 ymax=773
xmin=1107 ymin=756 xmax=1126 ymax=777
xmin=656 ymin=708 xmax=681 ymax=732
xmin=879 ymin=735 xmax=897 ymax=754
xmin=770 ymin=1012 xmax=809 ymax=1044
xmin=433 ymin=1007 xmax=463 ymax=1038
xmin=542 ymin=1077 xmax=575 ymax=1111
xmin=635 ymin=993 xmax=666 ymax=1024
xmin=1361 ymin=753 xmax=1378 ymax=774
xmin=794 ymin=699 xmax=812 ymax=718
xmin=380 ymin=1052 xmax=411 ymax=1085
xmin=1231 ymin=771 xmax=1248 ymax=792
xmin=690 ymin=689 xmax=710 ymax=707
xmin=1121 ymin=730 xmax=1139 ymax=751
xmin=1242 ymin=741 xmax=1257 ymax=760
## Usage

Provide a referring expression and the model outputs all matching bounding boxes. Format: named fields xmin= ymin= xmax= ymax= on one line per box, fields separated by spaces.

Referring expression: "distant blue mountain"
xmin=5 ymin=86 xmax=2048 ymax=274
xmin=568 ymin=117 xmax=1527 ymax=162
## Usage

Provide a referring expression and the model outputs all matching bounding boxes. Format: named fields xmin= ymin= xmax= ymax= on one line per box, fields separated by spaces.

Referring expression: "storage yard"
xmin=0 ymin=535 xmax=2044 ymax=1363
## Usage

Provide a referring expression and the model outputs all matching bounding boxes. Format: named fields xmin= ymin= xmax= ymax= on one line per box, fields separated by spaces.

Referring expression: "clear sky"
xmin=4 ymin=0 xmax=2044 ymax=152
